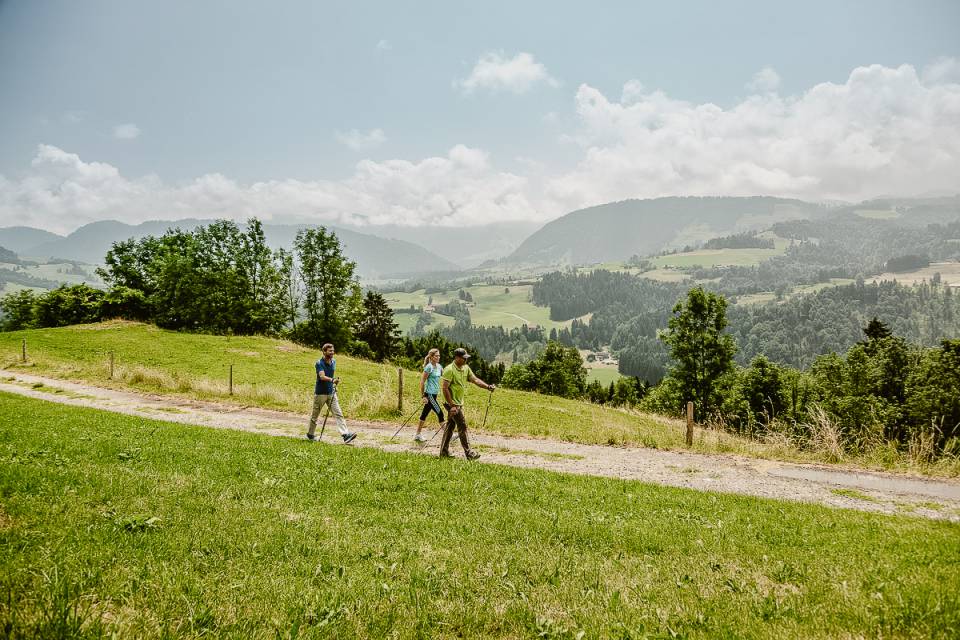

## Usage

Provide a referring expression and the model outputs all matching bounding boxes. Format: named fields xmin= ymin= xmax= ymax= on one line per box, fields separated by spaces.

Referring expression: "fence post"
xmin=21 ymin=339 xmax=26 ymax=363
xmin=397 ymin=367 xmax=403 ymax=412
xmin=686 ymin=401 xmax=694 ymax=447
xmin=229 ymin=364 xmax=234 ymax=396
xmin=109 ymin=351 xmax=114 ymax=379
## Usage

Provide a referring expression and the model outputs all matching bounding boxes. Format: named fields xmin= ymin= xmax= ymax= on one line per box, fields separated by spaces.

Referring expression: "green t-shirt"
xmin=441 ymin=363 xmax=472 ymax=406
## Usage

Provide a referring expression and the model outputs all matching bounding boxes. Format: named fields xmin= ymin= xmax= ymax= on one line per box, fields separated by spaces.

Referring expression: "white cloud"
xmin=456 ymin=51 xmax=559 ymax=94
xmin=922 ymin=57 xmax=960 ymax=85
xmin=746 ymin=66 xmax=781 ymax=93
xmin=0 ymin=144 xmax=540 ymax=234
xmin=62 ymin=111 xmax=84 ymax=124
xmin=544 ymin=60 xmax=960 ymax=212
xmin=113 ymin=123 xmax=141 ymax=139
xmin=2 ymin=60 xmax=958 ymax=235
xmin=375 ymin=39 xmax=391 ymax=52
xmin=335 ymin=128 xmax=387 ymax=151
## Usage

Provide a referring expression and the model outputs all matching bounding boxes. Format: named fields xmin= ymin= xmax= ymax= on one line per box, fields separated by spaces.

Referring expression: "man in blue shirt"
xmin=307 ymin=343 xmax=357 ymax=443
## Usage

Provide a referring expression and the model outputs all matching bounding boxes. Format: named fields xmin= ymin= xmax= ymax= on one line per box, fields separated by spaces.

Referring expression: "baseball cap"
xmin=453 ymin=347 xmax=471 ymax=359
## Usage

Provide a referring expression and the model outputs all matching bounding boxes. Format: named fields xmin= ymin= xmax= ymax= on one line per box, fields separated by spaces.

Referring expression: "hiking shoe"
xmin=414 ymin=433 xmax=426 ymax=443
xmin=306 ymin=433 xmax=317 ymax=441
xmin=465 ymin=450 xmax=480 ymax=461
xmin=438 ymin=451 xmax=452 ymax=459
xmin=342 ymin=432 xmax=357 ymax=444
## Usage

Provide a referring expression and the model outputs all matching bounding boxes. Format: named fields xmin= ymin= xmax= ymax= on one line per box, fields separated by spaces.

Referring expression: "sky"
xmin=0 ymin=0 xmax=958 ymax=234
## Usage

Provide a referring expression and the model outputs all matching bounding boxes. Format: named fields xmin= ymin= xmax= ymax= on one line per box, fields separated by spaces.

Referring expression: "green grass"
xmin=385 ymin=285 xmax=577 ymax=331
xmin=586 ymin=367 xmax=623 ymax=386
xmin=3 ymin=321 xmax=960 ymax=478
xmin=2 ymin=394 xmax=958 ymax=638
xmin=0 ymin=322 xmax=718 ymax=452
xmin=855 ymin=209 xmax=901 ymax=220
xmin=392 ymin=312 xmax=455 ymax=336
xmin=734 ymin=279 xmax=856 ymax=306
xmin=651 ymin=247 xmax=784 ymax=269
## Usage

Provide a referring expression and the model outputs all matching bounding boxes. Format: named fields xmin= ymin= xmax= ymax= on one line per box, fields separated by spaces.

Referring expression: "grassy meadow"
xmin=585 ymin=366 xmax=623 ymax=386
xmin=2 ymin=393 xmax=958 ymax=638
xmin=384 ymin=284 xmax=577 ymax=331
xmin=3 ymin=321 xmax=960 ymax=477
xmin=0 ymin=322 xmax=707 ymax=450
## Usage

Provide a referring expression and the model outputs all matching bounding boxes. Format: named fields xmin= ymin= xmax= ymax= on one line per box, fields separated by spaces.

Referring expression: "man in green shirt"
xmin=439 ymin=347 xmax=495 ymax=460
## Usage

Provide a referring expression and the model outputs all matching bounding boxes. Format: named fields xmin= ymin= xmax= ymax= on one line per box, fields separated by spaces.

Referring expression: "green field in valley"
xmin=384 ymin=284 xmax=577 ymax=331
xmin=651 ymin=247 xmax=783 ymax=269
xmin=586 ymin=366 xmax=623 ymax=386
xmin=2 ymin=393 xmax=958 ymax=638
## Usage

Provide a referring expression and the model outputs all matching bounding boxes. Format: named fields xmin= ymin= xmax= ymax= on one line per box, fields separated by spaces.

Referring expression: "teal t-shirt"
xmin=423 ymin=362 xmax=443 ymax=395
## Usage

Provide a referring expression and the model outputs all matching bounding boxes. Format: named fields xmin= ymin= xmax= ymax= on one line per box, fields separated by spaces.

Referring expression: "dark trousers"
xmin=419 ymin=394 xmax=444 ymax=422
xmin=440 ymin=403 xmax=472 ymax=455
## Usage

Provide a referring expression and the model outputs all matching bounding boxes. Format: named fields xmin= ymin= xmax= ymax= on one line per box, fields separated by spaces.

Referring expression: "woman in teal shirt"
xmin=414 ymin=348 xmax=444 ymax=443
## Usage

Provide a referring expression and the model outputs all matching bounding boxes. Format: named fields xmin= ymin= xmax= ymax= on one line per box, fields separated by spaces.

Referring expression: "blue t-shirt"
xmin=315 ymin=358 xmax=336 ymax=395
xmin=423 ymin=362 xmax=443 ymax=395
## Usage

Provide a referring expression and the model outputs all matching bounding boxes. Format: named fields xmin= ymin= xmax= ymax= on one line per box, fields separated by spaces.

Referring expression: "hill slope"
xmin=506 ymin=196 xmax=825 ymax=266
xmin=0 ymin=226 xmax=63 ymax=254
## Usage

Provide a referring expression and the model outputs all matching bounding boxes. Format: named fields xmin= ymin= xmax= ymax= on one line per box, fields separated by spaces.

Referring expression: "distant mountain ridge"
xmin=1 ymin=219 xmax=459 ymax=279
xmin=0 ymin=226 xmax=63 ymax=254
xmin=506 ymin=196 xmax=827 ymax=266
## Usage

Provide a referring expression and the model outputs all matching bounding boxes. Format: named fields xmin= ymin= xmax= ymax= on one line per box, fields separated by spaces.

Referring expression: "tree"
xmin=355 ymin=291 xmax=400 ymax=361
xmin=275 ymin=248 xmax=300 ymax=329
xmin=741 ymin=356 xmax=786 ymax=427
xmin=905 ymin=339 xmax=960 ymax=450
xmin=0 ymin=290 xmax=37 ymax=330
xmin=862 ymin=317 xmax=892 ymax=343
xmin=293 ymin=227 xmax=361 ymax=346
xmin=660 ymin=287 xmax=737 ymax=421
xmin=502 ymin=341 xmax=586 ymax=399
xmin=34 ymin=284 xmax=104 ymax=328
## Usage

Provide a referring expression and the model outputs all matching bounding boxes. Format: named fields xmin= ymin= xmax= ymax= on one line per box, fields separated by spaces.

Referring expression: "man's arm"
xmin=317 ymin=363 xmax=339 ymax=385
xmin=467 ymin=371 xmax=495 ymax=391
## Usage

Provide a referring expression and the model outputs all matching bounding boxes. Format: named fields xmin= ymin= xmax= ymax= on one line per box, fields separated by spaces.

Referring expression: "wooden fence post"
xmin=397 ymin=367 xmax=404 ymax=412
xmin=21 ymin=339 xmax=26 ymax=363
xmin=109 ymin=351 xmax=114 ymax=379
xmin=229 ymin=364 xmax=234 ymax=396
xmin=686 ymin=401 xmax=694 ymax=447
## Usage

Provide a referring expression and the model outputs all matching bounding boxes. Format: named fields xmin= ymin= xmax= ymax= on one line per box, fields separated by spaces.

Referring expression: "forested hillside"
xmin=531 ymin=270 xmax=960 ymax=377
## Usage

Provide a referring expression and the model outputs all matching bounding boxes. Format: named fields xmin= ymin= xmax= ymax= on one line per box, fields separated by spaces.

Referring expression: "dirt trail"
xmin=3 ymin=372 xmax=959 ymax=522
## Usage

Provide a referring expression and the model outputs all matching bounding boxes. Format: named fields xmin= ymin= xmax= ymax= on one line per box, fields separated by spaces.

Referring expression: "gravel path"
xmin=3 ymin=371 xmax=959 ymax=522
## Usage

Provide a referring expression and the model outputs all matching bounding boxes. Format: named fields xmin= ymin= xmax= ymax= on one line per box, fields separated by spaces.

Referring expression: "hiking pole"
xmin=479 ymin=389 xmax=494 ymax=431
xmin=392 ymin=403 xmax=422 ymax=440
xmin=318 ymin=404 xmax=331 ymax=440
xmin=428 ymin=420 xmax=448 ymax=443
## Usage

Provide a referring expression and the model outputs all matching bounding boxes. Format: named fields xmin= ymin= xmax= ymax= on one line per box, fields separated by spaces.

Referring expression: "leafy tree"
xmin=905 ymin=339 xmax=960 ymax=449
xmin=100 ymin=286 xmax=151 ymax=321
xmin=34 ymin=284 xmax=104 ymax=328
xmin=355 ymin=291 xmax=400 ymax=361
xmin=0 ymin=290 xmax=37 ymax=330
xmin=741 ymin=356 xmax=787 ymax=428
xmin=862 ymin=317 xmax=892 ymax=342
xmin=585 ymin=380 xmax=607 ymax=404
xmin=660 ymin=287 xmax=737 ymax=421
xmin=293 ymin=227 xmax=361 ymax=346
xmin=502 ymin=341 xmax=586 ymax=399
xmin=275 ymin=247 xmax=300 ymax=329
